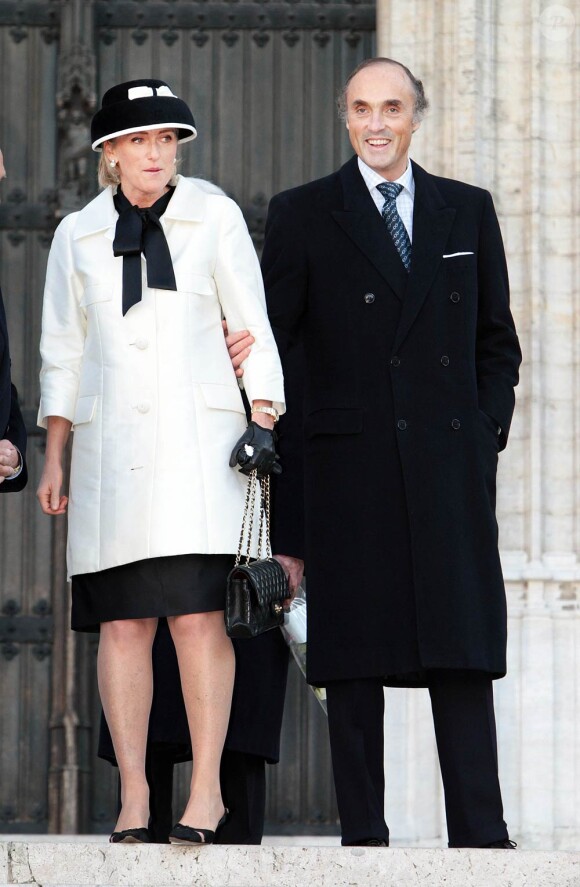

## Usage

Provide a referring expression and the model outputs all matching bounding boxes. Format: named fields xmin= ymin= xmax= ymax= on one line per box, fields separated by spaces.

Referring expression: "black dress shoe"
xmin=169 ymin=810 xmax=229 ymax=846
xmin=109 ymin=827 xmax=150 ymax=844
xmin=345 ymin=839 xmax=389 ymax=847
xmin=481 ymin=839 xmax=517 ymax=849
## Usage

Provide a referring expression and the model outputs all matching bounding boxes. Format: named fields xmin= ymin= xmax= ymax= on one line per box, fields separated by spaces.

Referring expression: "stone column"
xmin=376 ymin=0 xmax=579 ymax=848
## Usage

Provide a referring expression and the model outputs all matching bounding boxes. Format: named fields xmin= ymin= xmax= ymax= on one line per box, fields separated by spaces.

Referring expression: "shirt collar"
xmin=357 ymin=156 xmax=415 ymax=200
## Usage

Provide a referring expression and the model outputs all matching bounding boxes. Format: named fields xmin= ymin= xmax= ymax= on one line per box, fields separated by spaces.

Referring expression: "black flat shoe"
xmin=109 ymin=827 xmax=150 ymax=844
xmin=481 ymin=839 xmax=517 ymax=849
xmin=169 ymin=810 xmax=229 ymax=845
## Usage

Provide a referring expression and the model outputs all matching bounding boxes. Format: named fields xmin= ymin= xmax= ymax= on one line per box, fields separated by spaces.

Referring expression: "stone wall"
xmin=375 ymin=0 xmax=580 ymax=849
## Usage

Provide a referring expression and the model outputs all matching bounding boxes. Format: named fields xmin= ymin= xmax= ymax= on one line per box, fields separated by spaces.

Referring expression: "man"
xmin=0 ymin=148 xmax=27 ymax=492
xmin=262 ymin=58 xmax=521 ymax=848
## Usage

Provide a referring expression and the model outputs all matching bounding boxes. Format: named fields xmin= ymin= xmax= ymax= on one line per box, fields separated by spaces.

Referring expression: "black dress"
xmin=71 ymin=553 xmax=233 ymax=633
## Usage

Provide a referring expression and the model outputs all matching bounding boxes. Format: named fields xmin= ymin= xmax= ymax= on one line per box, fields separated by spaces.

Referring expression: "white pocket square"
xmin=442 ymin=251 xmax=474 ymax=258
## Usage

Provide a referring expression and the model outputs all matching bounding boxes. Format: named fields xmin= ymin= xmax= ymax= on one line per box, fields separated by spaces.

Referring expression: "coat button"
xmin=451 ymin=418 xmax=461 ymax=430
xmin=364 ymin=292 xmax=375 ymax=304
xmin=440 ymin=355 xmax=450 ymax=366
xmin=135 ymin=337 xmax=149 ymax=350
xmin=397 ymin=419 xmax=407 ymax=430
xmin=137 ymin=401 xmax=150 ymax=414
xmin=450 ymin=291 xmax=461 ymax=303
xmin=390 ymin=356 xmax=400 ymax=367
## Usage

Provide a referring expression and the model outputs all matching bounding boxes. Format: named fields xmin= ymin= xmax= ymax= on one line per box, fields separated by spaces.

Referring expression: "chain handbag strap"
xmin=257 ymin=474 xmax=272 ymax=560
xmin=235 ymin=471 xmax=273 ymax=567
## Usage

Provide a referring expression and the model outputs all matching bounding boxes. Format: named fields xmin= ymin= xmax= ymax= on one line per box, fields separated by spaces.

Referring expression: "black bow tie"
xmin=113 ymin=186 xmax=177 ymax=316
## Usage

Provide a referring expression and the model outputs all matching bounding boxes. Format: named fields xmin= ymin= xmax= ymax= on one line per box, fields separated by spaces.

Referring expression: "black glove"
xmin=229 ymin=421 xmax=282 ymax=477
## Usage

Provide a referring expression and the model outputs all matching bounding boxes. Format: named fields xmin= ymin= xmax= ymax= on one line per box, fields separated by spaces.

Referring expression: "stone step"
xmin=1 ymin=841 xmax=579 ymax=887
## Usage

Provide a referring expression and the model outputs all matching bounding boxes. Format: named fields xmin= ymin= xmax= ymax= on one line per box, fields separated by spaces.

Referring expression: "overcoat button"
xmin=137 ymin=402 xmax=150 ymax=414
xmin=390 ymin=356 xmax=400 ymax=367
xmin=135 ymin=338 xmax=149 ymax=350
xmin=440 ymin=355 xmax=450 ymax=366
xmin=397 ymin=419 xmax=407 ymax=430
xmin=450 ymin=291 xmax=461 ymax=303
xmin=364 ymin=292 xmax=375 ymax=304
xmin=451 ymin=418 xmax=461 ymax=430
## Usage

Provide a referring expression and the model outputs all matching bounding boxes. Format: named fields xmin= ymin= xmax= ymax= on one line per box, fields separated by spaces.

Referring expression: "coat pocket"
xmin=72 ymin=394 xmax=98 ymax=427
xmin=442 ymin=253 xmax=475 ymax=266
xmin=177 ymin=273 xmax=215 ymax=296
xmin=80 ymin=285 xmax=113 ymax=307
xmin=199 ymin=382 xmax=246 ymax=414
xmin=305 ymin=408 xmax=363 ymax=438
xmin=477 ymin=409 xmax=500 ymax=447
xmin=444 ymin=254 xmax=476 ymax=277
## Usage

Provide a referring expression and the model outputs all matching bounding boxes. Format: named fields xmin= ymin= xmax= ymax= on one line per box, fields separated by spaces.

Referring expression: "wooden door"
xmin=0 ymin=0 xmax=375 ymax=834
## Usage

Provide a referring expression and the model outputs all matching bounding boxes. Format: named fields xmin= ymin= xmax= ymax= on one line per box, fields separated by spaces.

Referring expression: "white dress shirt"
xmin=357 ymin=157 xmax=415 ymax=242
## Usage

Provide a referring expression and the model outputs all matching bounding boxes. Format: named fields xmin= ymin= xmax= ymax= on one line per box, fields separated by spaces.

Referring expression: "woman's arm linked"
xmin=37 ymin=416 xmax=71 ymax=514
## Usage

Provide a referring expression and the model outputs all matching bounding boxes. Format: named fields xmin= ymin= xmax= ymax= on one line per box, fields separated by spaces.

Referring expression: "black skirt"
xmin=71 ymin=554 xmax=234 ymax=633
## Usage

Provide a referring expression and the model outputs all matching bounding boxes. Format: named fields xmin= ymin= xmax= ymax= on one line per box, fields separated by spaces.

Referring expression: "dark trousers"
xmin=216 ymin=750 xmax=266 ymax=845
xmin=136 ymin=746 xmax=266 ymax=844
xmin=326 ymin=671 xmax=509 ymax=847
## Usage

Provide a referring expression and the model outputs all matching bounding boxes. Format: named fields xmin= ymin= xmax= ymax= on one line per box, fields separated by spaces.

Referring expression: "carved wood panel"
xmin=0 ymin=0 xmax=374 ymax=834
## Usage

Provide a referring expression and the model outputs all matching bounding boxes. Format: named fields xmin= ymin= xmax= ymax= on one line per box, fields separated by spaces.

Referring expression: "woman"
xmin=99 ymin=619 xmax=290 ymax=844
xmin=37 ymin=80 xmax=284 ymax=845
xmin=96 ymin=183 xmax=291 ymax=847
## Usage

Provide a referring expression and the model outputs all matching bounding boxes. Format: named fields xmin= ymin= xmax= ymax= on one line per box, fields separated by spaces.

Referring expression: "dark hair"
xmin=337 ymin=57 xmax=429 ymax=123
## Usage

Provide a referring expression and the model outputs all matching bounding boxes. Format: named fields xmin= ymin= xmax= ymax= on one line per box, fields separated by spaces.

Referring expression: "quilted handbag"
xmin=225 ymin=471 xmax=290 ymax=639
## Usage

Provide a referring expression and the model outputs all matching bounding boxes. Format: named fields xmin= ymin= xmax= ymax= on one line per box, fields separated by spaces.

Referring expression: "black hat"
xmin=91 ymin=79 xmax=197 ymax=151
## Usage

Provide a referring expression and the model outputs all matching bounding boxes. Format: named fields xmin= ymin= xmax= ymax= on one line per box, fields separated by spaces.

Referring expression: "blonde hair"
xmin=98 ymin=147 xmax=121 ymax=188
xmin=97 ymin=137 xmax=180 ymax=190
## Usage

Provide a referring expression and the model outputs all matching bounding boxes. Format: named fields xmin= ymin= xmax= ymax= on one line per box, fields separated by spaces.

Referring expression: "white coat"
xmin=38 ymin=176 xmax=285 ymax=577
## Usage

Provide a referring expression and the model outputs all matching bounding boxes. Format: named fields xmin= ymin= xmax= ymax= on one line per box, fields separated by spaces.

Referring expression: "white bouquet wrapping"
xmin=281 ymin=583 xmax=327 ymax=713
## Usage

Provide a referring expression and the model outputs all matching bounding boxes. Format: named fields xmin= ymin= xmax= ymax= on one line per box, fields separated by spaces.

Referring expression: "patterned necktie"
xmin=376 ymin=181 xmax=412 ymax=272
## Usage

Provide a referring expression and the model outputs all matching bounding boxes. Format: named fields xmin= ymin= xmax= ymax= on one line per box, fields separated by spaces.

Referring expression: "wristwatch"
xmin=252 ymin=406 xmax=279 ymax=423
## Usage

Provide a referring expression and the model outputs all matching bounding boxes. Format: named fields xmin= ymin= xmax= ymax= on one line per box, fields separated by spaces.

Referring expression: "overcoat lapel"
xmin=332 ymin=157 xmax=407 ymax=302
xmin=393 ymin=161 xmax=456 ymax=352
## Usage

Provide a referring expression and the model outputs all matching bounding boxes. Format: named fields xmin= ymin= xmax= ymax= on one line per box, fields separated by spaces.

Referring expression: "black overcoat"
xmin=0 ymin=286 xmax=27 ymax=493
xmin=263 ymin=157 xmax=521 ymax=687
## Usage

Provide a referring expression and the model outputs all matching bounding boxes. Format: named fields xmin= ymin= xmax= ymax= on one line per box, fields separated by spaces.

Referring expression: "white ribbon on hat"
xmin=127 ymin=85 xmax=178 ymax=100
xmin=156 ymin=85 xmax=177 ymax=97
